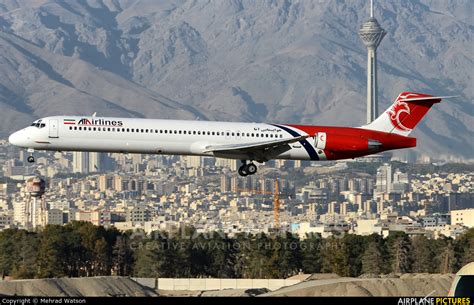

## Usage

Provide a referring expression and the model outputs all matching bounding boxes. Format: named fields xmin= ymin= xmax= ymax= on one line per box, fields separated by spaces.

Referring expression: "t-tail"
xmin=362 ymin=92 xmax=452 ymax=136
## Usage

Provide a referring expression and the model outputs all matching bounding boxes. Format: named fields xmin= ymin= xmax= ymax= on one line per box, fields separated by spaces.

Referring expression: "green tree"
xmin=411 ymin=236 xmax=434 ymax=273
xmin=456 ymin=228 xmax=474 ymax=267
xmin=0 ymin=229 xmax=16 ymax=278
xmin=321 ymin=236 xmax=348 ymax=276
xmin=36 ymin=225 xmax=68 ymax=278
xmin=93 ymin=237 xmax=109 ymax=276
xmin=437 ymin=240 xmax=457 ymax=273
xmin=361 ymin=242 xmax=384 ymax=275
xmin=133 ymin=239 xmax=159 ymax=278
xmin=343 ymin=234 xmax=367 ymax=277
xmin=301 ymin=234 xmax=322 ymax=274
xmin=112 ymin=235 xmax=133 ymax=276
xmin=11 ymin=230 xmax=38 ymax=279
xmin=390 ymin=236 xmax=413 ymax=273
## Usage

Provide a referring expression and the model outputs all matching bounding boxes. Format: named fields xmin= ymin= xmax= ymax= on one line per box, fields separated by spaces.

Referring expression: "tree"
xmin=362 ymin=242 xmax=384 ymax=275
xmin=343 ymin=234 xmax=367 ymax=277
xmin=438 ymin=240 xmax=456 ymax=274
xmin=0 ymin=229 xmax=16 ymax=278
xmin=36 ymin=225 xmax=68 ymax=278
xmin=411 ymin=236 xmax=434 ymax=273
xmin=391 ymin=236 xmax=413 ymax=273
xmin=93 ymin=237 xmax=109 ymax=276
xmin=301 ymin=234 xmax=322 ymax=274
xmin=11 ymin=230 xmax=38 ymax=279
xmin=133 ymin=239 xmax=159 ymax=278
xmin=321 ymin=236 xmax=348 ymax=276
xmin=112 ymin=235 xmax=133 ymax=276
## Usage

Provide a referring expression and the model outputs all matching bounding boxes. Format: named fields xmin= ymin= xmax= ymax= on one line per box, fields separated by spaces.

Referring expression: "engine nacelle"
xmin=315 ymin=132 xmax=381 ymax=152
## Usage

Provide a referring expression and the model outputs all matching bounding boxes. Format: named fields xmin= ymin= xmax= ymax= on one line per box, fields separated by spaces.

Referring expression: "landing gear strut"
xmin=238 ymin=160 xmax=258 ymax=177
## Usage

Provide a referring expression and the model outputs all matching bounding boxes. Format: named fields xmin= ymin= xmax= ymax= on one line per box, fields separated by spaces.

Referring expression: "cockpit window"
xmin=31 ymin=120 xmax=45 ymax=128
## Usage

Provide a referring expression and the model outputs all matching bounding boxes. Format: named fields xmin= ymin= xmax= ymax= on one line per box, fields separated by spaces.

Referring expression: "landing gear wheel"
xmin=238 ymin=165 xmax=248 ymax=177
xmin=27 ymin=156 xmax=35 ymax=163
xmin=246 ymin=163 xmax=257 ymax=175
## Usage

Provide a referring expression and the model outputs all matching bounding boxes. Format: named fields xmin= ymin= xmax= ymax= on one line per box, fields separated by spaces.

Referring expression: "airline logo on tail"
xmin=387 ymin=93 xmax=421 ymax=132
xmin=362 ymin=91 xmax=448 ymax=136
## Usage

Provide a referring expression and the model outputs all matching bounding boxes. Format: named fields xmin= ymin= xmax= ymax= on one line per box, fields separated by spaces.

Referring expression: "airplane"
xmin=8 ymin=92 xmax=448 ymax=176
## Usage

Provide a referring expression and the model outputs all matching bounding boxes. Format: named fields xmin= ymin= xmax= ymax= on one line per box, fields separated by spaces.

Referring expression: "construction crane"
xmin=237 ymin=179 xmax=290 ymax=229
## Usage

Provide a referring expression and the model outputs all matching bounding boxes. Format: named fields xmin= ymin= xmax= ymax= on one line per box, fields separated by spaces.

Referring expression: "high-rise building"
xmin=89 ymin=152 xmax=102 ymax=173
xmin=376 ymin=163 xmax=392 ymax=193
xmin=73 ymin=152 xmax=89 ymax=173
xmin=221 ymin=175 xmax=231 ymax=193
xmin=359 ymin=0 xmax=386 ymax=123
xmin=392 ymin=169 xmax=409 ymax=193
xmin=185 ymin=156 xmax=202 ymax=168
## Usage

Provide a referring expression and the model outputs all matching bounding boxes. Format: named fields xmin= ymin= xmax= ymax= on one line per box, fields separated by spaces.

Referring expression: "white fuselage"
xmin=9 ymin=116 xmax=318 ymax=161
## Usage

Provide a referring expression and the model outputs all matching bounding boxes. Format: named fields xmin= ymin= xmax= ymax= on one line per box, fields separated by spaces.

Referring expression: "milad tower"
xmin=359 ymin=0 xmax=386 ymax=124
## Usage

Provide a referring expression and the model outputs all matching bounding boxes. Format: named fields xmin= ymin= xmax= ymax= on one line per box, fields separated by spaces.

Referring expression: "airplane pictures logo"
xmin=63 ymin=118 xmax=123 ymax=126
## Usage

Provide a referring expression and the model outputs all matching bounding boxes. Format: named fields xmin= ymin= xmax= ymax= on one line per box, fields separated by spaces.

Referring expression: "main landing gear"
xmin=238 ymin=161 xmax=257 ymax=177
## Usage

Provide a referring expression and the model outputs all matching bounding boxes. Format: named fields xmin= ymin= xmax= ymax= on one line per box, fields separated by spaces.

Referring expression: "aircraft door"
xmin=49 ymin=119 xmax=59 ymax=138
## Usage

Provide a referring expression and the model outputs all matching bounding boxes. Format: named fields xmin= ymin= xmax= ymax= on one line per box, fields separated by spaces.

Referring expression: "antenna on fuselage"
xmin=92 ymin=112 xmax=97 ymax=118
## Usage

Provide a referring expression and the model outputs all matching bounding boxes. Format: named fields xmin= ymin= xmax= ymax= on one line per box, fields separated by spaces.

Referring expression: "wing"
xmin=203 ymin=135 xmax=308 ymax=161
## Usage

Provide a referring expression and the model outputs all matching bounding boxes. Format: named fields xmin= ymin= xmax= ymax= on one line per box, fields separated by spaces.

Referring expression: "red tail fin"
xmin=362 ymin=92 xmax=443 ymax=136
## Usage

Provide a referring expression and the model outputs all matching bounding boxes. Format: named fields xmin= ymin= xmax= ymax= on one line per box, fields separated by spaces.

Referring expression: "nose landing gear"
xmin=238 ymin=161 xmax=258 ymax=177
xmin=26 ymin=148 xmax=35 ymax=163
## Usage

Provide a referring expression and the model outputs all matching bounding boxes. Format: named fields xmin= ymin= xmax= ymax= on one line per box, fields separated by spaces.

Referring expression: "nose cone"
xmin=9 ymin=130 xmax=26 ymax=147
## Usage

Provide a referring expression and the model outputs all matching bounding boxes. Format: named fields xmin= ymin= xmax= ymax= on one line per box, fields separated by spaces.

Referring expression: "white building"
xmin=356 ymin=219 xmax=382 ymax=235
xmin=73 ymin=151 xmax=89 ymax=173
xmin=451 ymin=209 xmax=474 ymax=228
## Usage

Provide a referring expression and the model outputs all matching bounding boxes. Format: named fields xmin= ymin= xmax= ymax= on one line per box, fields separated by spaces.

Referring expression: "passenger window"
xmin=74 ymin=127 xmax=77 ymax=130
xmin=179 ymin=130 xmax=182 ymax=134
xmin=193 ymin=131 xmax=196 ymax=135
xmin=232 ymin=133 xmax=235 ymax=136
xmin=217 ymin=132 xmax=220 ymax=136
xmin=174 ymin=130 xmax=177 ymax=134
xmin=212 ymin=132 xmax=215 ymax=136
xmin=98 ymin=127 xmax=101 ymax=131
xmin=69 ymin=126 xmax=72 ymax=130
xmin=198 ymin=131 xmax=201 ymax=135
